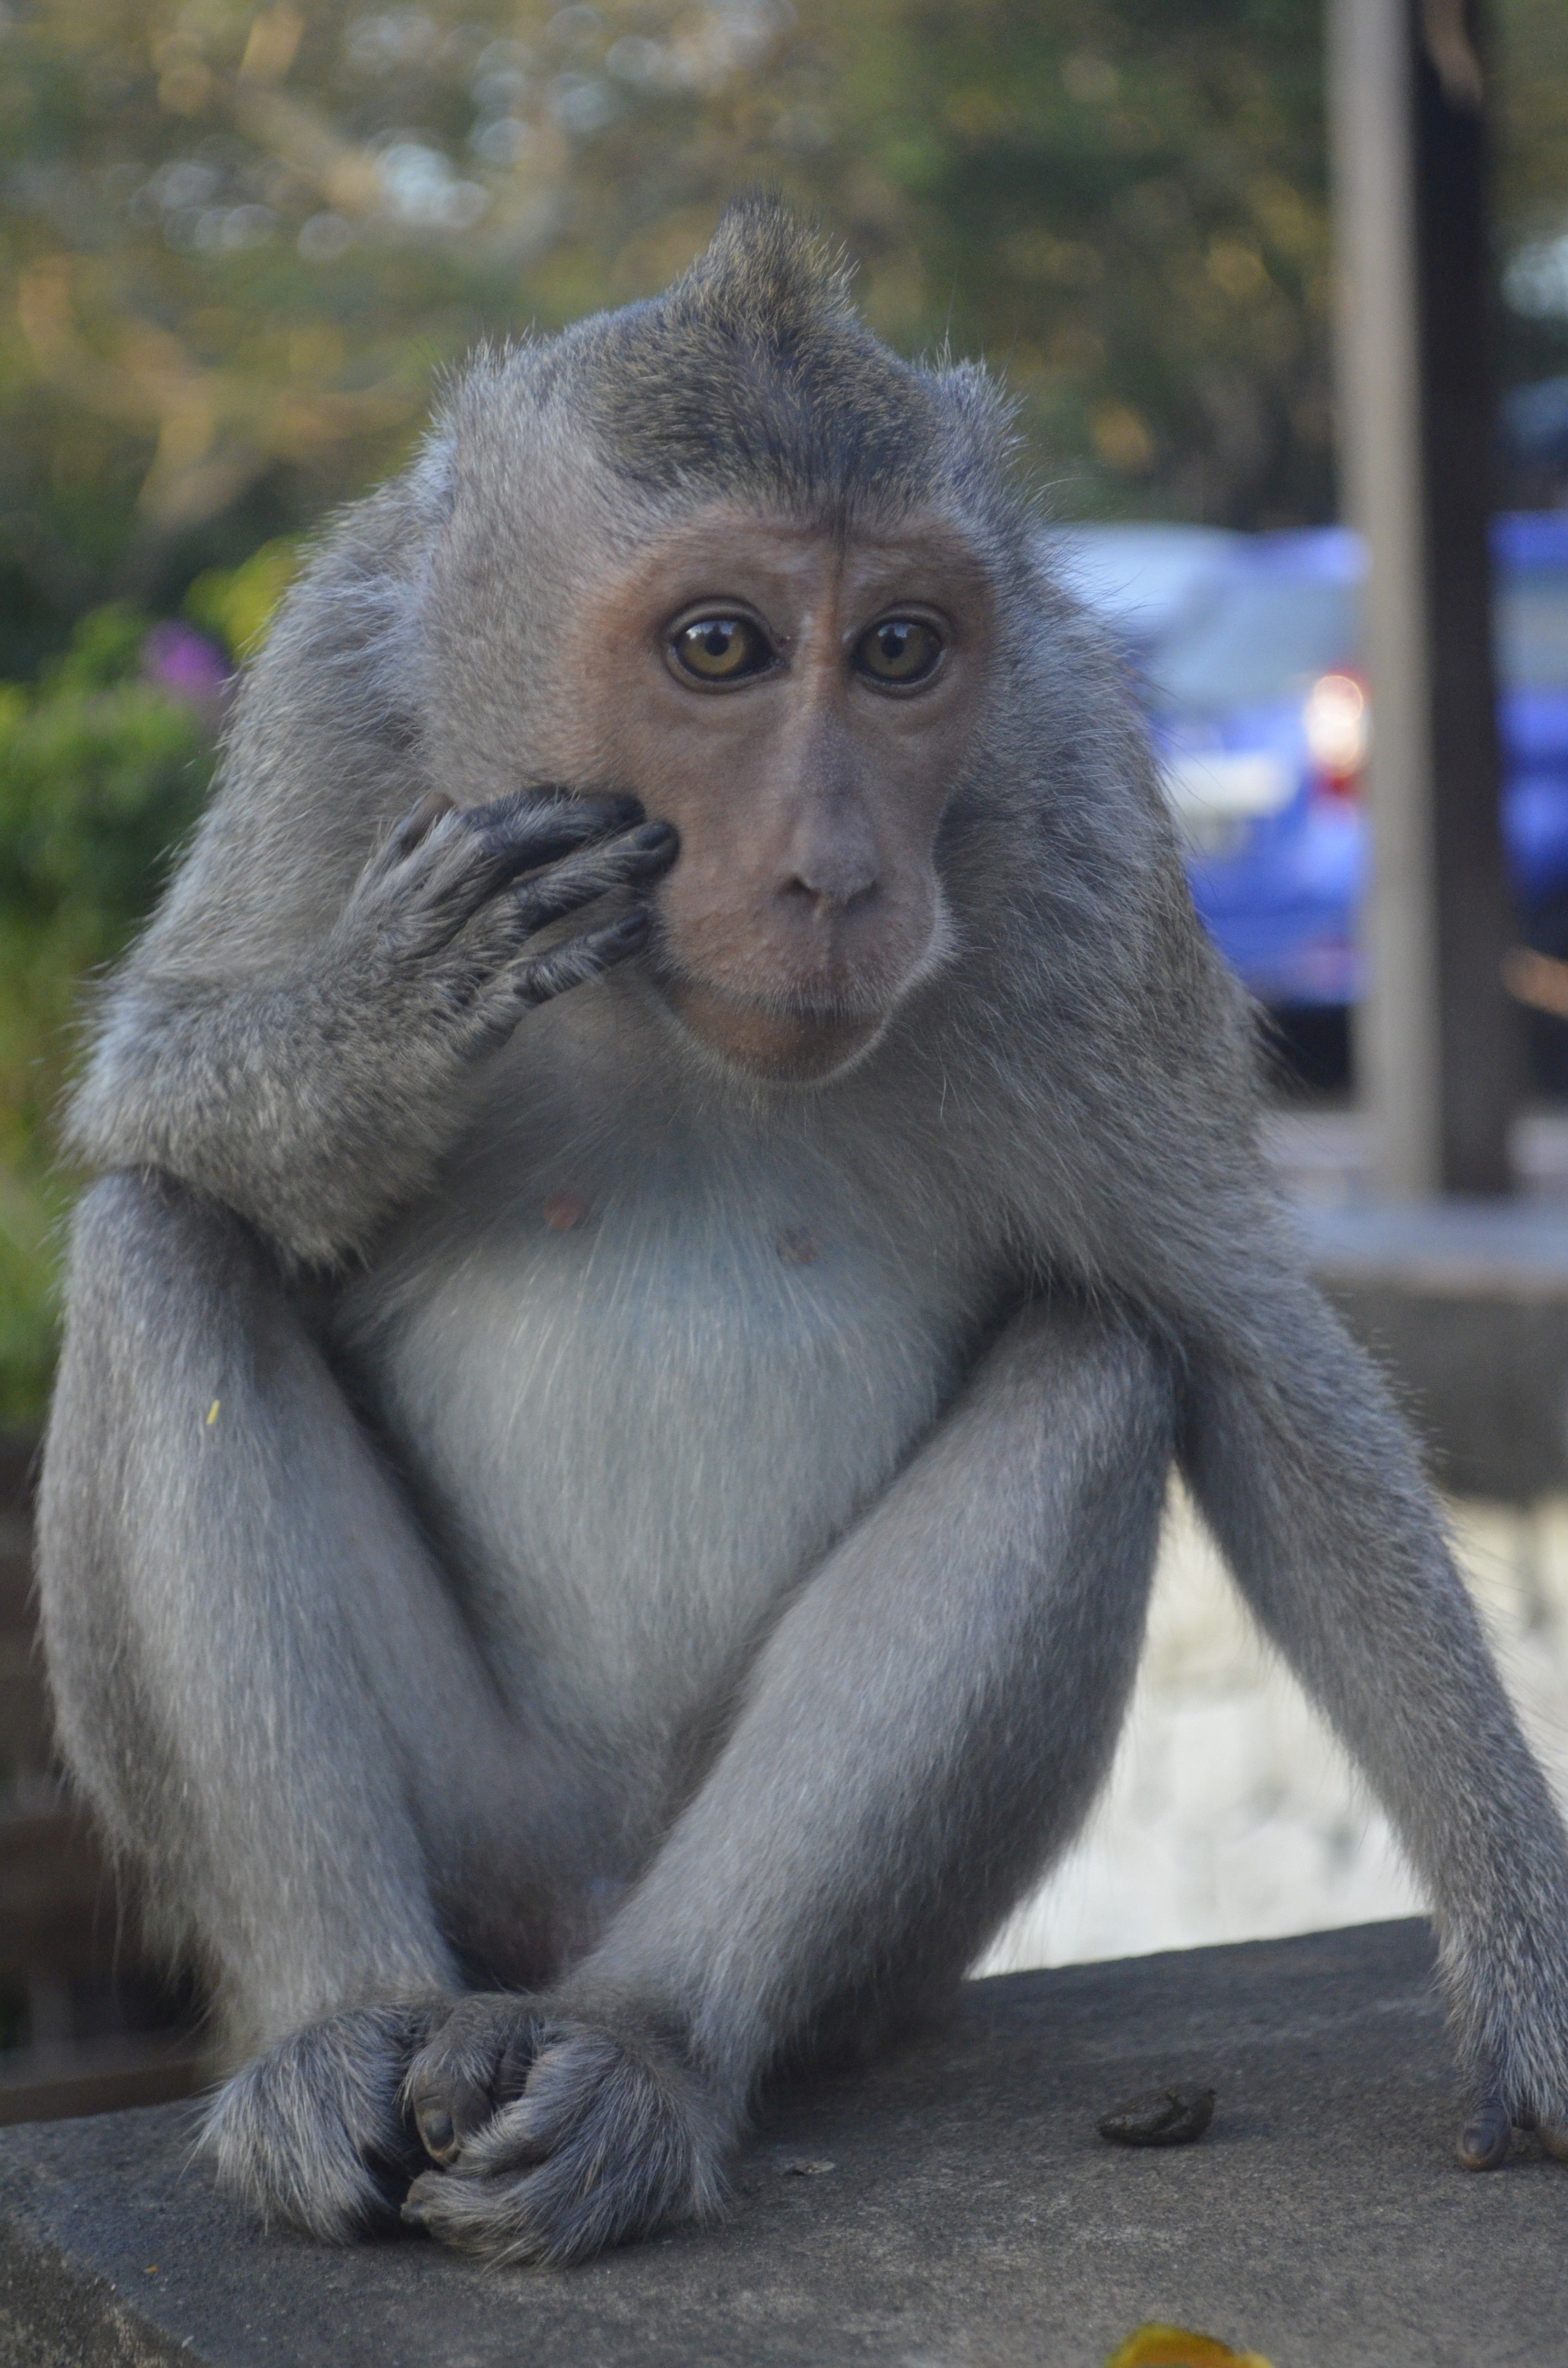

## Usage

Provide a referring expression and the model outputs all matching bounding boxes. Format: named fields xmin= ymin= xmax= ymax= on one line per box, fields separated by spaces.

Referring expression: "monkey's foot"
xmin=402 ymin=2003 xmax=730 ymax=2265
xmin=1457 ymin=2093 xmax=1568 ymax=2172
xmin=404 ymin=1990 xmax=551 ymax=2164
xmin=201 ymin=2000 xmax=437 ymax=2242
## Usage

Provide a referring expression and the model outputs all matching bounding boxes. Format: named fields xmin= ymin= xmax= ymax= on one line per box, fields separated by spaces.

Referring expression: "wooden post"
xmin=1329 ymin=0 xmax=1519 ymax=1196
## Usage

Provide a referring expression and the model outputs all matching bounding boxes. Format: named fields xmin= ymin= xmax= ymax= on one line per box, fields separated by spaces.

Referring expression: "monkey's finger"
xmin=464 ymin=786 xmax=647 ymax=884
xmin=390 ymin=788 xmax=458 ymax=856
xmin=511 ymin=821 xmax=678 ymax=938
xmin=508 ymin=909 xmax=651 ymax=1011
xmin=1457 ymin=2095 xmax=1514 ymax=2170
xmin=1538 ymin=2119 xmax=1568 ymax=2163
xmin=407 ymin=792 xmax=652 ymax=945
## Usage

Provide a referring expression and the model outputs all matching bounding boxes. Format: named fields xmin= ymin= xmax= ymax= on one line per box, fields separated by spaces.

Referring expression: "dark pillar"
xmin=1331 ymin=0 xmax=1521 ymax=1197
xmin=1413 ymin=0 xmax=1520 ymax=1192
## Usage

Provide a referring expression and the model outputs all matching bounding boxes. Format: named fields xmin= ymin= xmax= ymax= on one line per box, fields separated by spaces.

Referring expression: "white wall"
xmin=981 ymin=1486 xmax=1568 ymax=1973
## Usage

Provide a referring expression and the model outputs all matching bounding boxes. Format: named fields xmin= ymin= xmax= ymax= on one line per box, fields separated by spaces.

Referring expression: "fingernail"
xmin=420 ymin=2109 xmax=454 ymax=2155
xmin=633 ymin=822 xmax=677 ymax=850
xmin=611 ymin=910 xmax=651 ymax=943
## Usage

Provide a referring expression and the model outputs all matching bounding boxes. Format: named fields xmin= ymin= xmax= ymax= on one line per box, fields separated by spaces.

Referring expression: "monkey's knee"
xmin=42 ymin=1170 xmax=274 ymax=1616
xmin=60 ymin=1168 xmax=279 ymax=1354
xmin=39 ymin=1170 xmax=311 ymax=1840
xmin=1003 ymin=1293 xmax=1174 ymax=1404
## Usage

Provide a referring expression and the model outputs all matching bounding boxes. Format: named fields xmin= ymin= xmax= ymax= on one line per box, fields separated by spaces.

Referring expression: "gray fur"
xmin=37 ymin=202 xmax=1568 ymax=2261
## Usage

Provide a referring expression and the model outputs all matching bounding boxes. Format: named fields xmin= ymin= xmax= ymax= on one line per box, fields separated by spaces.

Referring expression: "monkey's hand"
xmin=334 ymin=784 xmax=679 ymax=1061
xmin=71 ymin=787 xmax=679 ymax=1267
xmin=400 ymin=1991 xmax=731 ymax=2265
xmin=200 ymin=2000 xmax=440 ymax=2242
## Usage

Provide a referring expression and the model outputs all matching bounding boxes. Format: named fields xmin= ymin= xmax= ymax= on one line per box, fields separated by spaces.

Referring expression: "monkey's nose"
xmin=782 ymin=862 xmax=878 ymax=919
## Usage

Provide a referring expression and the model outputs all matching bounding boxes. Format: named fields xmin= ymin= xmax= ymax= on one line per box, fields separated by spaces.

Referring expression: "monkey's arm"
xmin=66 ymin=788 xmax=675 ymax=1267
xmin=402 ymin=1298 xmax=1176 ymax=2263
xmin=1177 ymin=1265 xmax=1568 ymax=2166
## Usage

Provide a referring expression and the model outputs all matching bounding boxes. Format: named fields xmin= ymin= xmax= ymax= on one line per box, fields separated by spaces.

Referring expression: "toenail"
xmin=1458 ymin=2097 xmax=1513 ymax=2170
xmin=420 ymin=2109 xmax=454 ymax=2155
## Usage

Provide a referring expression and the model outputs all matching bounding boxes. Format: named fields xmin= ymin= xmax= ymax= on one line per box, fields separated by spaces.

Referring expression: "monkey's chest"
xmin=337 ymin=1145 xmax=991 ymax=1767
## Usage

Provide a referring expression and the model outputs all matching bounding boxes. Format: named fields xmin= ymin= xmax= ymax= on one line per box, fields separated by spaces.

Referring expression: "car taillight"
xmin=1303 ymin=671 xmax=1369 ymax=799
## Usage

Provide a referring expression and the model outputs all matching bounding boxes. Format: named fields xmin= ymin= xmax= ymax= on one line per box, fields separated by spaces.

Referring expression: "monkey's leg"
xmin=37 ymin=1171 xmax=564 ymax=2237
xmin=402 ymin=1300 xmax=1174 ymax=2264
xmin=1179 ymin=1274 xmax=1568 ymax=2171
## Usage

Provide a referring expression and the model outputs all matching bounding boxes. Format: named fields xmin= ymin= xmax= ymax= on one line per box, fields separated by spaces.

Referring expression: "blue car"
xmin=1118 ymin=516 xmax=1568 ymax=1023
xmin=1052 ymin=518 xmax=1568 ymax=1047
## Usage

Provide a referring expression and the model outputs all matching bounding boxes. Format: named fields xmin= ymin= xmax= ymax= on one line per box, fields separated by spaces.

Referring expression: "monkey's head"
xmin=422 ymin=202 xmax=1031 ymax=1085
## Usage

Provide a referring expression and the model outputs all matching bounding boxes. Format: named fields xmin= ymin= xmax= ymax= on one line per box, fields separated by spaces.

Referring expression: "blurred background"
xmin=0 ymin=0 xmax=1566 ymax=2111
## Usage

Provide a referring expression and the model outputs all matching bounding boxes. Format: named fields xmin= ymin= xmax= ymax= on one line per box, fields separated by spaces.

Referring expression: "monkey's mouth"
xmin=657 ymin=973 xmax=888 ymax=1083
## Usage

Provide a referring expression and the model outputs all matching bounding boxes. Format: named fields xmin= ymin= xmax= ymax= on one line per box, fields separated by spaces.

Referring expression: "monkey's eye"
xmin=668 ymin=614 xmax=774 ymax=687
xmin=854 ymin=616 xmax=945 ymax=689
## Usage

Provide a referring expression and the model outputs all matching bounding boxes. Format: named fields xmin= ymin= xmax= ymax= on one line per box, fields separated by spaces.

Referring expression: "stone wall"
xmin=984 ymin=1485 xmax=1568 ymax=1973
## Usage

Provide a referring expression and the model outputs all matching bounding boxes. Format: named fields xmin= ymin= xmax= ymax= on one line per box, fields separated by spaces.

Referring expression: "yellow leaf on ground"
xmin=1103 ymin=2327 xmax=1273 ymax=2368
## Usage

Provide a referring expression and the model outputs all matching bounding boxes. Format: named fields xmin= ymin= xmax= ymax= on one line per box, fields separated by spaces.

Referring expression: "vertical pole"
xmin=1329 ymin=0 xmax=1519 ymax=1197
xmin=1330 ymin=0 xmax=1442 ymax=1198
xmin=1413 ymin=3 xmax=1518 ymax=1192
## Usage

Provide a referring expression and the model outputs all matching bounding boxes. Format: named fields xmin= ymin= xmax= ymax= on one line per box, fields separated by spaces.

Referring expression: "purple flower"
xmin=141 ymin=621 xmax=232 ymax=710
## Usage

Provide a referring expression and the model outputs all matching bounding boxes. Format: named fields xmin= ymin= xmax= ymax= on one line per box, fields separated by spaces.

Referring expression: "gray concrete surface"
xmin=0 ymin=1921 xmax=1563 ymax=2368
xmin=1263 ymin=1110 xmax=1568 ymax=1497
xmin=1305 ymin=1199 xmax=1568 ymax=1498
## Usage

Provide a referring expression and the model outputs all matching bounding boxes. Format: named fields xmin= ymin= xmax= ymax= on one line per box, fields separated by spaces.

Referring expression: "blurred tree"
xmin=2 ymin=0 xmax=1564 ymax=682
xmin=0 ymin=0 xmax=1344 ymax=689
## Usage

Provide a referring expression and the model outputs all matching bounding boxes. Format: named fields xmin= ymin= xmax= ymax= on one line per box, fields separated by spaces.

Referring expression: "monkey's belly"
xmin=337 ymin=1153 xmax=990 ymax=1837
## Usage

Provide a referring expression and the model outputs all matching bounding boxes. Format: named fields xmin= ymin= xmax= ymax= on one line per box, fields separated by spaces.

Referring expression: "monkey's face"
xmin=556 ymin=506 xmax=992 ymax=1084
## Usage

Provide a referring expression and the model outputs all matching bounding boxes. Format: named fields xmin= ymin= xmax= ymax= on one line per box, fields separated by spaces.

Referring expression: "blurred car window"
xmin=1037 ymin=525 xmax=1245 ymax=654
xmin=1151 ymin=579 xmax=1360 ymax=712
xmin=1498 ymin=567 xmax=1568 ymax=692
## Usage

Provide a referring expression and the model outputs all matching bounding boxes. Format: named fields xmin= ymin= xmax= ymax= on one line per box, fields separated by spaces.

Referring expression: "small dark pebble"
xmin=1097 ymin=2086 xmax=1216 ymax=2146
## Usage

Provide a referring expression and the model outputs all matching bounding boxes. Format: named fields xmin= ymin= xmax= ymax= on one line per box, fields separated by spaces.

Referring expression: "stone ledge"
xmin=0 ymin=1920 xmax=1564 ymax=2367
xmin=1301 ymin=1201 xmax=1568 ymax=1499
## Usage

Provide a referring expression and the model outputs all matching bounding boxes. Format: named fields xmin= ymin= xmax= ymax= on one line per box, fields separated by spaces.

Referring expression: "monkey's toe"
xmin=404 ymin=2017 xmax=731 ymax=2264
xmin=414 ymin=2104 xmax=457 ymax=2161
xmin=1457 ymin=2095 xmax=1514 ymax=2171
xmin=400 ymin=2169 xmax=444 ymax=2230
xmin=404 ymin=1991 xmax=547 ymax=2166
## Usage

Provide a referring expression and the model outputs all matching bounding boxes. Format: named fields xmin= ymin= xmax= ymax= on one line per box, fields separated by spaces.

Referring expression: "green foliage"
xmin=0 ymin=608 xmax=215 ymax=1420
xmin=184 ymin=537 xmax=304 ymax=661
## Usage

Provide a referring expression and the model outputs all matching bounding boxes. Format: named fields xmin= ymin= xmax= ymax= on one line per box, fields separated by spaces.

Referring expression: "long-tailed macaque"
xmin=37 ymin=203 xmax=1568 ymax=2266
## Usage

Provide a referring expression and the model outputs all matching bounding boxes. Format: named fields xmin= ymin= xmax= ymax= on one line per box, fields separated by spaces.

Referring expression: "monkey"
xmin=35 ymin=200 xmax=1568 ymax=2269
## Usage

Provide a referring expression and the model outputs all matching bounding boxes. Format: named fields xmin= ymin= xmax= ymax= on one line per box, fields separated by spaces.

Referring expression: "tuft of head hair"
xmin=580 ymin=197 xmax=1011 ymax=523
